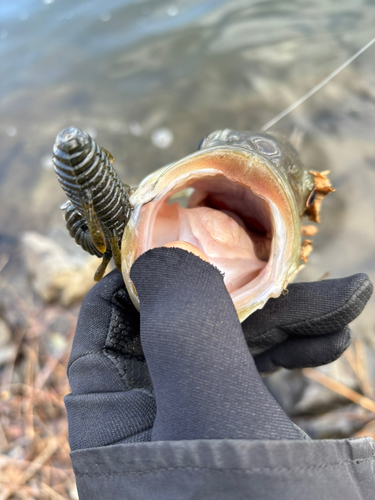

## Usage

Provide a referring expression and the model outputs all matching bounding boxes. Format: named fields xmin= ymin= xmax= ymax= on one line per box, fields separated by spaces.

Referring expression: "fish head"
xmin=121 ymin=129 xmax=324 ymax=322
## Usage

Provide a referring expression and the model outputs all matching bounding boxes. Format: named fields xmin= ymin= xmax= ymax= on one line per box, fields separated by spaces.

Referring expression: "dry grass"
xmin=302 ymin=367 xmax=375 ymax=413
xmin=302 ymin=341 xmax=375 ymax=436
xmin=0 ymin=278 xmax=78 ymax=500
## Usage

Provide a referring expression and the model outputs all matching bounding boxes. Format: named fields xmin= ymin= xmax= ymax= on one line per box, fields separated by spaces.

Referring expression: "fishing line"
xmin=261 ymin=36 xmax=375 ymax=131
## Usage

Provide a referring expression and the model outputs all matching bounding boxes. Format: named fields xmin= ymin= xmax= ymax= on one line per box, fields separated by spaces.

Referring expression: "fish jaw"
xmin=121 ymin=146 xmax=302 ymax=322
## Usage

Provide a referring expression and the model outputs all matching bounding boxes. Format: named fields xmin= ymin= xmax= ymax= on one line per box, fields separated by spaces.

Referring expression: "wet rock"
xmin=21 ymin=231 xmax=104 ymax=307
xmin=151 ymin=127 xmax=174 ymax=149
xmin=46 ymin=332 xmax=68 ymax=358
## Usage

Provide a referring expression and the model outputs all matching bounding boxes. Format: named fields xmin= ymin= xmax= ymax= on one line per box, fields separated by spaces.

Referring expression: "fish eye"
xmin=198 ymin=138 xmax=206 ymax=150
xmin=306 ymin=189 xmax=316 ymax=208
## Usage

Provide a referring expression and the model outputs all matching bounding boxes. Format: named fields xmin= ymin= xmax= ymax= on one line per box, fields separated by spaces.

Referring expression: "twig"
xmin=354 ymin=419 xmax=375 ymax=439
xmin=1 ymin=325 xmax=27 ymax=388
xmin=0 ymin=437 xmax=60 ymax=500
xmin=344 ymin=347 xmax=361 ymax=379
xmin=41 ymin=481 xmax=69 ymax=500
xmin=0 ymin=420 xmax=8 ymax=449
xmin=0 ymin=254 xmax=9 ymax=274
xmin=23 ymin=345 xmax=37 ymax=440
xmin=317 ymin=271 xmax=330 ymax=281
xmin=0 ymin=456 xmax=72 ymax=479
xmin=355 ymin=340 xmax=374 ymax=399
xmin=302 ymin=368 xmax=375 ymax=413
xmin=34 ymin=320 xmax=76 ymax=390
xmin=34 ymin=355 xmax=65 ymax=391
xmin=3 ymin=383 xmax=67 ymax=408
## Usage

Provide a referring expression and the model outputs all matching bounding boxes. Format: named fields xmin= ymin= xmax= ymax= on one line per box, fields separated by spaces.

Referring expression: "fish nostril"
xmin=197 ymin=138 xmax=206 ymax=150
xmin=306 ymin=189 xmax=316 ymax=208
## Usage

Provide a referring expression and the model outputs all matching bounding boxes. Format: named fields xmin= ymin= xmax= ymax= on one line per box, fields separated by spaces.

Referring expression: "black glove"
xmin=65 ymin=248 xmax=372 ymax=450
xmin=243 ymin=273 xmax=372 ymax=373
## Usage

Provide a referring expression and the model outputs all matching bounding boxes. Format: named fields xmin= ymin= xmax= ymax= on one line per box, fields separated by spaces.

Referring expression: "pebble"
xmin=167 ymin=5 xmax=179 ymax=17
xmin=41 ymin=154 xmax=53 ymax=170
xmin=5 ymin=126 xmax=17 ymax=137
xmin=100 ymin=12 xmax=111 ymax=22
xmin=151 ymin=127 xmax=174 ymax=149
xmin=129 ymin=122 xmax=143 ymax=136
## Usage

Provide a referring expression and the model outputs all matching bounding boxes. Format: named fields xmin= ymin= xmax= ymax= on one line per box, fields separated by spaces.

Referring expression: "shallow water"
xmin=0 ymin=0 xmax=375 ymax=336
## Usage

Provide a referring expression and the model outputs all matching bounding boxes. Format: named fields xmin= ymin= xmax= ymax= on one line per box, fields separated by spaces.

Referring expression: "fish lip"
xmin=130 ymin=145 xmax=293 ymax=207
xmin=123 ymin=145 xmax=301 ymax=322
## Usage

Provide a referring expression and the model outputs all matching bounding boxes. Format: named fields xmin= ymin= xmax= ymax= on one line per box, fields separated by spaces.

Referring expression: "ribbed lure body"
xmin=62 ymin=201 xmax=103 ymax=258
xmin=53 ymin=127 xmax=131 ymax=280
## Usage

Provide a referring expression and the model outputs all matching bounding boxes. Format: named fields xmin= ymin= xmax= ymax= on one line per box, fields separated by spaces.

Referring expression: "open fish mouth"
xmin=122 ymin=143 xmax=305 ymax=322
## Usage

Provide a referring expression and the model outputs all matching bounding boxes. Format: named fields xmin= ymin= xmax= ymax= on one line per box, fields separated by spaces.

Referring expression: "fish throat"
xmin=138 ymin=175 xmax=273 ymax=294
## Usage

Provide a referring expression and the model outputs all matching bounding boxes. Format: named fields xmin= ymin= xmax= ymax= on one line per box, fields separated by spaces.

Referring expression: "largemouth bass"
xmin=53 ymin=127 xmax=333 ymax=322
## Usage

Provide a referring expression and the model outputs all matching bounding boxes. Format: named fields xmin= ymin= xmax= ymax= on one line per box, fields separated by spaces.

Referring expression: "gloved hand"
xmin=64 ymin=248 xmax=372 ymax=450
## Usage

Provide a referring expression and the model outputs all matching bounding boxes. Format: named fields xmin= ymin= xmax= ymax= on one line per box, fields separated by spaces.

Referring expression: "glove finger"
xmin=66 ymin=269 xmax=155 ymax=451
xmin=243 ymin=274 xmax=372 ymax=348
xmin=254 ymin=326 xmax=352 ymax=373
xmin=131 ymin=247 xmax=303 ymax=442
